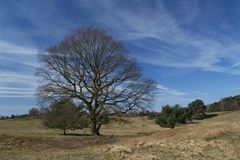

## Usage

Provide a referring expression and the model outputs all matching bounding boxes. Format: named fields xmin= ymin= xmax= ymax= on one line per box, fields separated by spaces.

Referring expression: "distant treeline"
xmin=207 ymin=95 xmax=240 ymax=112
xmin=3 ymin=95 xmax=240 ymax=121
xmin=0 ymin=114 xmax=29 ymax=120
xmin=0 ymin=107 xmax=48 ymax=120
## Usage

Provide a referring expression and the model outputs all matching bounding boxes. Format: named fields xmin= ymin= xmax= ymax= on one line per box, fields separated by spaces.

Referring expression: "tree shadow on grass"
xmin=187 ymin=121 xmax=201 ymax=124
xmin=59 ymin=133 xmax=92 ymax=136
xmin=193 ymin=113 xmax=218 ymax=120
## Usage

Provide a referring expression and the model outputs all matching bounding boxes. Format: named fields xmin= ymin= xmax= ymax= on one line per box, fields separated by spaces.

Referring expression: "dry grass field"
xmin=0 ymin=111 xmax=240 ymax=160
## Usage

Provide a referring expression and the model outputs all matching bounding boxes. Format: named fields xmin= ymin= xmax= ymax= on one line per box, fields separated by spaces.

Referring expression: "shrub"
xmin=155 ymin=105 xmax=176 ymax=129
xmin=155 ymin=105 xmax=192 ymax=129
xmin=44 ymin=99 xmax=89 ymax=135
xmin=173 ymin=105 xmax=192 ymax=123
xmin=188 ymin=99 xmax=206 ymax=117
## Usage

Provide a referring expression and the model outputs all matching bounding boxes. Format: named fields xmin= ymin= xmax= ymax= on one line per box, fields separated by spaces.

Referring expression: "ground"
xmin=0 ymin=111 xmax=240 ymax=160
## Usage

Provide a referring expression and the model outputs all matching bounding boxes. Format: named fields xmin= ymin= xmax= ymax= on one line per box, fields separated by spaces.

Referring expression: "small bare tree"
xmin=36 ymin=27 xmax=156 ymax=135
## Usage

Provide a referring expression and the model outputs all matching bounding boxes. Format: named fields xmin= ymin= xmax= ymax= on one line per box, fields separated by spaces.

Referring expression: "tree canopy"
xmin=188 ymin=99 xmax=206 ymax=116
xmin=37 ymin=27 xmax=156 ymax=135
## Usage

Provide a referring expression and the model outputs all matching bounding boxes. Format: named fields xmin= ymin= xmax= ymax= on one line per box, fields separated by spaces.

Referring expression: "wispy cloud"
xmin=0 ymin=40 xmax=37 ymax=55
xmin=154 ymin=84 xmax=189 ymax=108
xmin=0 ymin=40 xmax=39 ymax=69
xmin=0 ymin=95 xmax=35 ymax=98
xmin=0 ymin=87 xmax=35 ymax=98
xmin=0 ymin=73 xmax=37 ymax=84
xmin=157 ymin=84 xmax=186 ymax=97
xmin=154 ymin=84 xmax=211 ymax=109
xmin=0 ymin=39 xmax=38 ymax=99
xmin=75 ymin=0 xmax=240 ymax=75
xmin=0 ymin=73 xmax=37 ymax=98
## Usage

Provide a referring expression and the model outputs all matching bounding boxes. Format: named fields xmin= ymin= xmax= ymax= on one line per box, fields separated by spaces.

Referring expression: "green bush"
xmin=188 ymin=99 xmax=206 ymax=116
xmin=44 ymin=99 xmax=89 ymax=135
xmin=155 ymin=105 xmax=192 ymax=129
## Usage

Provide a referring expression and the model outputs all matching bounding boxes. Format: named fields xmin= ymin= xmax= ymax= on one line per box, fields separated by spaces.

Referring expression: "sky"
xmin=1 ymin=0 xmax=240 ymax=115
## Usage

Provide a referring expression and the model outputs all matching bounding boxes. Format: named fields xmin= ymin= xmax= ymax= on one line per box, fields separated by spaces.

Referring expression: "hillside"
xmin=0 ymin=112 xmax=240 ymax=160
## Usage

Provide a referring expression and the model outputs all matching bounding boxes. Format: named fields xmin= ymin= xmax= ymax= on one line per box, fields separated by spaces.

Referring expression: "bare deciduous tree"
xmin=36 ymin=27 xmax=156 ymax=135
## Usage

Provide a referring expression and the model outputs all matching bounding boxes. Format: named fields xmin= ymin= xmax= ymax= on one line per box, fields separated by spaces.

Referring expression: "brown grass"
xmin=1 ymin=111 xmax=240 ymax=159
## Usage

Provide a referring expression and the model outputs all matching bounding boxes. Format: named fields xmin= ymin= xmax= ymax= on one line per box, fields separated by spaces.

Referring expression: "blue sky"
xmin=1 ymin=0 xmax=240 ymax=115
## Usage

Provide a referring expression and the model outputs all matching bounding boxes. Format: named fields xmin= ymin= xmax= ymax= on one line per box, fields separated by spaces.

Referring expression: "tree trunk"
xmin=90 ymin=110 xmax=101 ymax=136
xmin=91 ymin=121 xmax=100 ymax=136
xmin=63 ymin=128 xmax=66 ymax=135
xmin=202 ymin=110 xmax=206 ymax=117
